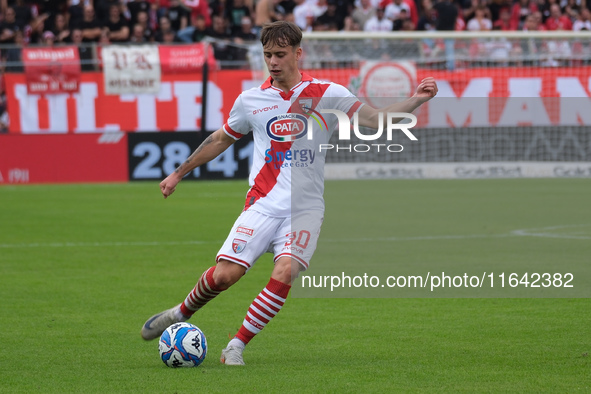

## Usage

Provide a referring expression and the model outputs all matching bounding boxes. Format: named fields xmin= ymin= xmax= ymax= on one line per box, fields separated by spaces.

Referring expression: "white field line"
xmin=1 ymin=225 xmax=588 ymax=249
xmin=0 ymin=240 xmax=217 ymax=248
xmin=323 ymin=234 xmax=513 ymax=242
xmin=511 ymin=224 xmax=591 ymax=240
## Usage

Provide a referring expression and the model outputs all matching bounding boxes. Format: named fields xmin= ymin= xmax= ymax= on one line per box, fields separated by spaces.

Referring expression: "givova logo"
xmin=266 ymin=114 xmax=308 ymax=142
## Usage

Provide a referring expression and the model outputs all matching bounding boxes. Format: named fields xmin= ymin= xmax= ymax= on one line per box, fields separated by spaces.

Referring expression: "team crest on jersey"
xmin=299 ymin=99 xmax=313 ymax=113
xmin=232 ymin=238 xmax=247 ymax=253
xmin=266 ymin=113 xmax=308 ymax=142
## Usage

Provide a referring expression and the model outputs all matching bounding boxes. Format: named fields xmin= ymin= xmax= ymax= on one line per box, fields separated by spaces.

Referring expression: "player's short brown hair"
xmin=260 ymin=21 xmax=302 ymax=49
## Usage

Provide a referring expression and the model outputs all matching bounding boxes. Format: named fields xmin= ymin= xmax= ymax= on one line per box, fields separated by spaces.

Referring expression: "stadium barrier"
xmin=0 ymin=32 xmax=590 ymax=183
xmin=299 ymin=31 xmax=591 ymax=179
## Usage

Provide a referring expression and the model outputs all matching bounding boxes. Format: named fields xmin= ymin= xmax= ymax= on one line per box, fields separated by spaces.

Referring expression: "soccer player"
xmin=141 ymin=21 xmax=438 ymax=365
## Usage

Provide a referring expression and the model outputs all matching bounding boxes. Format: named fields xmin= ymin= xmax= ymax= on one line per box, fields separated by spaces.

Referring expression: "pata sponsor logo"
xmin=266 ymin=113 xmax=308 ymax=142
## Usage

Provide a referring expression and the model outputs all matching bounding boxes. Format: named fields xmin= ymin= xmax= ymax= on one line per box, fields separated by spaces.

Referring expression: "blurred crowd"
xmin=0 ymin=0 xmax=587 ymax=131
xmin=0 ymin=0 xmax=587 ymax=50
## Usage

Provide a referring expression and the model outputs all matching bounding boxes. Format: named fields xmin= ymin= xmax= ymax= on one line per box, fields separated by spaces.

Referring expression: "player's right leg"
xmin=141 ymin=209 xmax=278 ymax=341
xmin=140 ymin=261 xmax=245 ymax=341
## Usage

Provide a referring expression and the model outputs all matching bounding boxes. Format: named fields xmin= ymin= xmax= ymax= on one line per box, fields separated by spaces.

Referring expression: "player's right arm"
xmin=159 ymin=128 xmax=236 ymax=198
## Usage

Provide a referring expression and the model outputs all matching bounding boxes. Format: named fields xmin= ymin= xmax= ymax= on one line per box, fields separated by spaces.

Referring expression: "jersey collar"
xmin=261 ymin=72 xmax=313 ymax=90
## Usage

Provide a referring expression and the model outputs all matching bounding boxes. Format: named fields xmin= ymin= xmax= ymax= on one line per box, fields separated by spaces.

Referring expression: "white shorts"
xmin=216 ymin=209 xmax=323 ymax=271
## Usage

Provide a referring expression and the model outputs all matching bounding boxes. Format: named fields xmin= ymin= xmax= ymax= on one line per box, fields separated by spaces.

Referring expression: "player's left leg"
xmin=221 ymin=211 xmax=322 ymax=365
xmin=233 ymin=256 xmax=301 ymax=344
xmin=220 ymin=257 xmax=301 ymax=366
xmin=232 ymin=256 xmax=301 ymax=343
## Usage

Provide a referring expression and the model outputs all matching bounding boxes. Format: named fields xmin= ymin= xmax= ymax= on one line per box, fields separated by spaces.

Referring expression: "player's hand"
xmin=160 ymin=173 xmax=181 ymax=199
xmin=414 ymin=77 xmax=438 ymax=102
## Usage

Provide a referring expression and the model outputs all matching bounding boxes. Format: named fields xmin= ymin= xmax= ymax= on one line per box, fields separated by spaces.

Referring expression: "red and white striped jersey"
xmin=223 ymin=73 xmax=363 ymax=217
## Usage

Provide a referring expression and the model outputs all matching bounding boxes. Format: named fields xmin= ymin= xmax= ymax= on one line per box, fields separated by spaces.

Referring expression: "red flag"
xmin=22 ymin=46 xmax=81 ymax=94
xmin=158 ymin=43 xmax=217 ymax=74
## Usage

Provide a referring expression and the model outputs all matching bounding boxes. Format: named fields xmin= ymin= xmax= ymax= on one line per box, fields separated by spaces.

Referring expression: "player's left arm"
xmin=357 ymin=77 xmax=438 ymax=128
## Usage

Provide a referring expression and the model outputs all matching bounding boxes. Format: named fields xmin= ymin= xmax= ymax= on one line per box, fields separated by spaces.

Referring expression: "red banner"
xmin=4 ymin=71 xmax=248 ymax=133
xmin=0 ymin=133 xmax=128 ymax=184
xmin=5 ymin=67 xmax=591 ymax=133
xmin=158 ymin=43 xmax=217 ymax=74
xmin=22 ymin=46 xmax=81 ymax=94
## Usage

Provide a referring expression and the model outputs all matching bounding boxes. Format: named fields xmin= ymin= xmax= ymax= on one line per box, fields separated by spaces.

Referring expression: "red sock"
xmin=180 ymin=266 xmax=224 ymax=317
xmin=235 ymin=278 xmax=291 ymax=345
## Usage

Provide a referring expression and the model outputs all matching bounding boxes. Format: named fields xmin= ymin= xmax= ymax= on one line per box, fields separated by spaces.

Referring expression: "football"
xmin=158 ymin=322 xmax=207 ymax=367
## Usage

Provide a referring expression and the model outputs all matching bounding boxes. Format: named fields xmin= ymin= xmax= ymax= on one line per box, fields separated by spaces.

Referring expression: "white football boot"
xmin=220 ymin=346 xmax=246 ymax=366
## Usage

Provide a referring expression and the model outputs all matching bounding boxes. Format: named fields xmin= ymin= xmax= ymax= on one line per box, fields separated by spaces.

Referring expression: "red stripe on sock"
xmin=246 ymin=314 xmax=266 ymax=329
xmin=266 ymin=278 xmax=291 ymax=299
xmin=206 ymin=266 xmax=222 ymax=292
xmin=253 ymin=296 xmax=280 ymax=314
xmin=248 ymin=307 xmax=271 ymax=324
xmin=180 ymin=266 xmax=223 ymax=317
xmin=262 ymin=288 xmax=287 ymax=307
xmin=233 ymin=279 xmax=291 ymax=345
xmin=236 ymin=325 xmax=256 ymax=343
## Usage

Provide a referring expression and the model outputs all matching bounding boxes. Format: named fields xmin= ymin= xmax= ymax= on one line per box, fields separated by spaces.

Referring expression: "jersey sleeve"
xmin=326 ymin=83 xmax=364 ymax=119
xmin=223 ymin=94 xmax=251 ymax=140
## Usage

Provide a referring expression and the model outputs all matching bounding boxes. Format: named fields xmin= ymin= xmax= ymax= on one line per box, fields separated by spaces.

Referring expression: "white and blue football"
xmin=158 ymin=322 xmax=207 ymax=367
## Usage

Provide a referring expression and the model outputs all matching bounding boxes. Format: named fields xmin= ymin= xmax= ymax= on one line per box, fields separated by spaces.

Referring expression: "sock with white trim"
xmin=180 ymin=266 xmax=224 ymax=317
xmin=233 ymin=278 xmax=291 ymax=345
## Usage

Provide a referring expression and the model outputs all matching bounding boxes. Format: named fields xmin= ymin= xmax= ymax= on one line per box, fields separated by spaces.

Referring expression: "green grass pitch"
xmin=1 ymin=179 xmax=589 ymax=392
